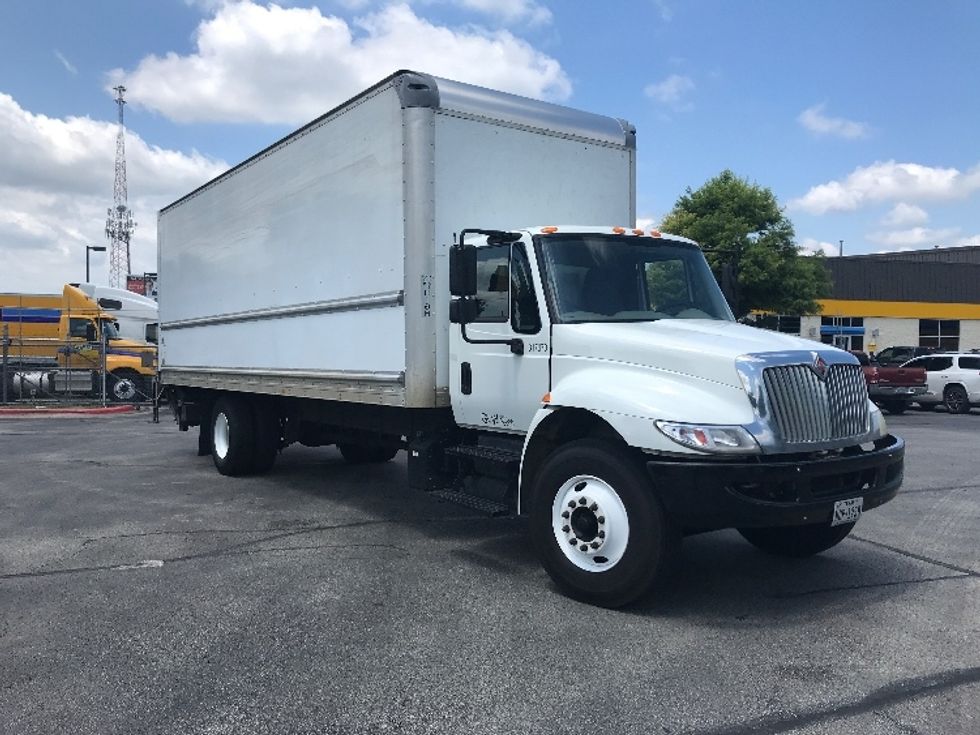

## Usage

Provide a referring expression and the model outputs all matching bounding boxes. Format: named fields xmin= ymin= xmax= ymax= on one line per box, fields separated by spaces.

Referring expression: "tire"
xmin=211 ymin=396 xmax=256 ymax=476
xmin=738 ymin=522 xmax=855 ymax=558
xmin=529 ymin=439 xmax=678 ymax=608
xmin=944 ymin=385 xmax=970 ymax=414
xmin=251 ymin=400 xmax=280 ymax=474
xmin=337 ymin=443 xmax=398 ymax=464
xmin=107 ymin=369 xmax=143 ymax=403
xmin=197 ymin=421 xmax=212 ymax=457
xmin=881 ymin=399 xmax=907 ymax=415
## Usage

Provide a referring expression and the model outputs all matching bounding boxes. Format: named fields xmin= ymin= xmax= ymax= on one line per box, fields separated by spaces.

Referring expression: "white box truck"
xmin=159 ymin=71 xmax=904 ymax=607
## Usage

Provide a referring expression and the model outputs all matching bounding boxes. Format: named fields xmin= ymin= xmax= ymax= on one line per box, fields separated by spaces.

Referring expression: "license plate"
xmin=832 ymin=497 xmax=863 ymax=526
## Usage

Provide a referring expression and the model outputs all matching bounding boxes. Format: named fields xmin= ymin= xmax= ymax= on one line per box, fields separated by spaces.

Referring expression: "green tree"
xmin=659 ymin=170 xmax=830 ymax=318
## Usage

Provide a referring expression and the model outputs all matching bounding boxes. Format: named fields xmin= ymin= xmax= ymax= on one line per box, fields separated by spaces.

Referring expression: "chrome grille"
xmin=762 ymin=363 xmax=869 ymax=444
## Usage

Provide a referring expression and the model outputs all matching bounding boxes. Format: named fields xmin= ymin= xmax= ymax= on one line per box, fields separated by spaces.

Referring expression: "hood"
xmin=552 ymin=319 xmax=839 ymax=388
xmin=108 ymin=338 xmax=156 ymax=354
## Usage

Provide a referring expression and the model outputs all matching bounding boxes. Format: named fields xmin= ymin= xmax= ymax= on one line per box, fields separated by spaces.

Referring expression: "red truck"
xmin=851 ymin=351 xmax=927 ymax=414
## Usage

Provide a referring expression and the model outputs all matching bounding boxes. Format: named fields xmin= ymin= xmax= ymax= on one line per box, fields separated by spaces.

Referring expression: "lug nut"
xmin=598 ymin=530 xmax=605 ymax=539
xmin=568 ymin=538 xmax=577 ymax=545
xmin=568 ymin=501 xmax=576 ymax=509
xmin=562 ymin=525 xmax=570 ymax=533
xmin=580 ymin=544 xmax=588 ymax=552
xmin=590 ymin=541 xmax=600 ymax=549
xmin=597 ymin=516 xmax=605 ymax=524
xmin=589 ymin=503 xmax=598 ymax=512
xmin=561 ymin=511 xmax=570 ymax=519
xmin=578 ymin=498 xmax=587 ymax=505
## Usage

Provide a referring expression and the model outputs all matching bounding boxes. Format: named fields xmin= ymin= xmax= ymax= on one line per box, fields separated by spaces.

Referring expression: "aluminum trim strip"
xmin=162 ymin=366 xmax=406 ymax=384
xmin=161 ymin=291 xmax=404 ymax=330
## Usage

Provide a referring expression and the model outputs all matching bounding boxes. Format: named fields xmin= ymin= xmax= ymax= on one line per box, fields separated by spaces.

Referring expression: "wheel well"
xmin=943 ymin=382 xmax=967 ymax=395
xmin=520 ymin=408 xmax=629 ymax=512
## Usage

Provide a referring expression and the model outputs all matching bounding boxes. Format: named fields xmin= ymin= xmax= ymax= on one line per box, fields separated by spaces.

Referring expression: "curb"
xmin=0 ymin=405 xmax=137 ymax=417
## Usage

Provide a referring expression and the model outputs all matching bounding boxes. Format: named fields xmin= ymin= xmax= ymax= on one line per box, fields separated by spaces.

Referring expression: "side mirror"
xmin=449 ymin=297 xmax=480 ymax=325
xmin=449 ymin=244 xmax=478 ymax=297
xmin=85 ymin=323 xmax=97 ymax=342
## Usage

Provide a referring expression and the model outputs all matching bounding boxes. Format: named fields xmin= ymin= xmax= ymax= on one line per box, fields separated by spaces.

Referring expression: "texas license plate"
xmin=832 ymin=497 xmax=863 ymax=526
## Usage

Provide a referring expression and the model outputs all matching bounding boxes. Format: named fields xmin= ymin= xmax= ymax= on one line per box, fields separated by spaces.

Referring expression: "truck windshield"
xmin=100 ymin=319 xmax=121 ymax=340
xmin=536 ymin=234 xmax=733 ymax=323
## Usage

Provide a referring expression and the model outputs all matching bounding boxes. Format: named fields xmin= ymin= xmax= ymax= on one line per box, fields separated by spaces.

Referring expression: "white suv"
xmin=902 ymin=353 xmax=980 ymax=413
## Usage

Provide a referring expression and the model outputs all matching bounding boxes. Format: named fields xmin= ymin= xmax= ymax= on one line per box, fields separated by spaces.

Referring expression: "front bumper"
xmin=647 ymin=434 xmax=904 ymax=532
xmin=869 ymin=385 xmax=926 ymax=398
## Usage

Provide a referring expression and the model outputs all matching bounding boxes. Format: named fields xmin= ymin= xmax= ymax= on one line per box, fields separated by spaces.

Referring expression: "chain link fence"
xmin=0 ymin=324 xmax=157 ymax=407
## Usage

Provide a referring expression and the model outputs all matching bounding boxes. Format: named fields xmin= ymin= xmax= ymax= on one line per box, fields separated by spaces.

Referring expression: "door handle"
xmin=461 ymin=362 xmax=472 ymax=395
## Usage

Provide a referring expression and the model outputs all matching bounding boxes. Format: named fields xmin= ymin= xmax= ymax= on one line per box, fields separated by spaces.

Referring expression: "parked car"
xmin=873 ymin=345 xmax=936 ymax=366
xmin=901 ymin=353 xmax=980 ymax=413
xmin=850 ymin=351 xmax=927 ymax=414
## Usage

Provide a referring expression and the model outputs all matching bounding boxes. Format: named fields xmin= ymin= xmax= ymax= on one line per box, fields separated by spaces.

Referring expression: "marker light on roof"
xmin=632 ymin=228 xmax=644 ymax=235
xmin=541 ymin=226 xmax=558 ymax=233
xmin=650 ymin=229 xmax=662 ymax=238
xmin=612 ymin=226 xmax=626 ymax=234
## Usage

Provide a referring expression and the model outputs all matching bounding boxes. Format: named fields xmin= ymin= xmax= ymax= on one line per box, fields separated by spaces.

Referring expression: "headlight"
xmin=869 ymin=401 xmax=887 ymax=439
xmin=655 ymin=421 xmax=760 ymax=454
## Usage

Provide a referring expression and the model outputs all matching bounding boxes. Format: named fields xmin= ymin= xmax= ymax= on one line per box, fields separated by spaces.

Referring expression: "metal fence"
xmin=0 ymin=324 xmax=157 ymax=406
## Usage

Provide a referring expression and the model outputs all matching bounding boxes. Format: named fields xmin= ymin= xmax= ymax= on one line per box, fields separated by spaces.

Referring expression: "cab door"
xmin=450 ymin=240 xmax=550 ymax=433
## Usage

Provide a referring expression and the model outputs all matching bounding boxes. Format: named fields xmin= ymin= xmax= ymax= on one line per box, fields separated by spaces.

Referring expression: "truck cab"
xmin=448 ymin=226 xmax=903 ymax=606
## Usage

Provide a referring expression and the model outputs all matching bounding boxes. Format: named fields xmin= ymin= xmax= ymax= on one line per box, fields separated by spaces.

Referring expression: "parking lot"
xmin=1 ymin=409 xmax=977 ymax=734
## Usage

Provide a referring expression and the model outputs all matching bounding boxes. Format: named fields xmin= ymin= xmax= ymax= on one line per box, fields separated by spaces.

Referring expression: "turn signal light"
xmin=541 ymin=392 xmax=551 ymax=404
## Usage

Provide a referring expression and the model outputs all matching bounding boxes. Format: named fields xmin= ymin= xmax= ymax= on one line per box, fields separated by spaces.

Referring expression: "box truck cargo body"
xmin=161 ymin=71 xmax=904 ymax=607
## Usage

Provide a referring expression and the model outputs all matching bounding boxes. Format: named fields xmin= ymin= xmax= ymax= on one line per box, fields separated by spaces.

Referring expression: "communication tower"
xmin=105 ymin=85 xmax=135 ymax=287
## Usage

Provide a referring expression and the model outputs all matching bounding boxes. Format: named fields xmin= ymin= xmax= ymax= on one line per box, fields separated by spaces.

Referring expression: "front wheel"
xmin=737 ymin=522 xmax=855 ymax=558
xmin=107 ymin=370 xmax=144 ymax=403
xmin=530 ymin=439 xmax=678 ymax=608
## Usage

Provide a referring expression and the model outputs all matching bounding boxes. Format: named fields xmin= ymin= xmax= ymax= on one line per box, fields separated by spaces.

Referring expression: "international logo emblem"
xmin=810 ymin=353 xmax=828 ymax=380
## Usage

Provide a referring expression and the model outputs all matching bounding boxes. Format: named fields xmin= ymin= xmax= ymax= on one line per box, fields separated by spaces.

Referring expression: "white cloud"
xmin=54 ymin=50 xmax=78 ymax=75
xmin=880 ymin=202 xmax=928 ymax=228
xmin=798 ymin=237 xmax=839 ymax=256
xmin=797 ymin=103 xmax=869 ymax=140
xmin=789 ymin=160 xmax=980 ymax=215
xmin=635 ymin=216 xmax=656 ymax=231
xmin=451 ymin=0 xmax=552 ymax=25
xmin=652 ymin=0 xmax=673 ymax=22
xmin=867 ymin=226 xmax=960 ymax=248
xmin=643 ymin=74 xmax=694 ymax=110
xmin=0 ymin=93 xmax=226 ymax=292
xmin=954 ymin=234 xmax=980 ymax=247
xmin=108 ymin=2 xmax=570 ymax=125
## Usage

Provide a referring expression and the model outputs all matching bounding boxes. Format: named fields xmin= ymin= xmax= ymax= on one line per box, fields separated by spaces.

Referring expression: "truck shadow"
xmin=199 ymin=445 xmax=949 ymax=620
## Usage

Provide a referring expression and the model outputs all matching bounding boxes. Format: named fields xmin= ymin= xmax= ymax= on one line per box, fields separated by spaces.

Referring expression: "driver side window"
xmin=644 ymin=259 xmax=690 ymax=311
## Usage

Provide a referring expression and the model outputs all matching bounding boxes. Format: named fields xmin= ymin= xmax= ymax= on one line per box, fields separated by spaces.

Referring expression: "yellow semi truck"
xmin=0 ymin=284 xmax=156 ymax=402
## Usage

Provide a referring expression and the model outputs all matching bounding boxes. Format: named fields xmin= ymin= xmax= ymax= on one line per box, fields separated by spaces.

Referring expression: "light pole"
xmin=85 ymin=245 xmax=106 ymax=282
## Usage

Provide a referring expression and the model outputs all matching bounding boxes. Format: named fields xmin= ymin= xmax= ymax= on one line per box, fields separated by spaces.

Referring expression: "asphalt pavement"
xmin=0 ymin=408 xmax=977 ymax=734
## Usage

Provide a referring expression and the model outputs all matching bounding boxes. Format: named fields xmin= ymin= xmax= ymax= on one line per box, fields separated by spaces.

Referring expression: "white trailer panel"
xmin=159 ymin=71 xmax=635 ymax=408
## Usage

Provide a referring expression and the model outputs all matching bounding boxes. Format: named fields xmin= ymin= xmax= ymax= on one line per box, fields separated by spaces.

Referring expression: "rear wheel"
xmin=211 ymin=396 xmax=256 ymax=476
xmin=944 ymin=385 xmax=970 ymax=414
xmin=337 ymin=443 xmax=398 ymax=464
xmin=530 ymin=439 xmax=678 ymax=608
xmin=251 ymin=400 xmax=280 ymax=474
xmin=738 ymin=522 xmax=855 ymax=558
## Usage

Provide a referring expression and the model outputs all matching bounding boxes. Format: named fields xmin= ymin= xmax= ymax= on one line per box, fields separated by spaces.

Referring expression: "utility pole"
xmin=105 ymin=85 xmax=136 ymax=288
xmin=839 ymin=239 xmax=844 ymax=258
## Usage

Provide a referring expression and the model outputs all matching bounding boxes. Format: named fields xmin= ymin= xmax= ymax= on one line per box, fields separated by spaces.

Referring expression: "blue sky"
xmin=2 ymin=0 xmax=979 ymax=291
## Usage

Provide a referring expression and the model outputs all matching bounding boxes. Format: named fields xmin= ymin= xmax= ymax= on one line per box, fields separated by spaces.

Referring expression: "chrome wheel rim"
xmin=113 ymin=378 xmax=137 ymax=401
xmin=552 ymin=474 xmax=629 ymax=572
xmin=213 ymin=412 xmax=230 ymax=459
